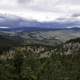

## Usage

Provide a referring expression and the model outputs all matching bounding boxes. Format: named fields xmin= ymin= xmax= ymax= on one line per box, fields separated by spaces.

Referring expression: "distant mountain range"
xmin=0 ymin=14 xmax=80 ymax=32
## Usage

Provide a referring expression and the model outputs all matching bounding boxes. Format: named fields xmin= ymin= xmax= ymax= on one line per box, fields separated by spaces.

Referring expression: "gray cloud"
xmin=59 ymin=0 xmax=80 ymax=5
xmin=18 ymin=0 xmax=32 ymax=4
xmin=0 ymin=0 xmax=79 ymax=22
xmin=72 ymin=13 xmax=80 ymax=18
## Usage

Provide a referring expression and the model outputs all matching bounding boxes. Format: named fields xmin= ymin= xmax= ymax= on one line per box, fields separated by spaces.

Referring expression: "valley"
xmin=0 ymin=29 xmax=80 ymax=80
xmin=0 ymin=28 xmax=80 ymax=47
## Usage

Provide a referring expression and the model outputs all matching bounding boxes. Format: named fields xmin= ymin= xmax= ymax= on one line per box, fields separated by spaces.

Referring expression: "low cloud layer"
xmin=0 ymin=0 xmax=80 ymax=22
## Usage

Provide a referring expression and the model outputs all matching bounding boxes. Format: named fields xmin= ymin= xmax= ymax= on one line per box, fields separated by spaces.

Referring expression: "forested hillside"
xmin=0 ymin=38 xmax=80 ymax=80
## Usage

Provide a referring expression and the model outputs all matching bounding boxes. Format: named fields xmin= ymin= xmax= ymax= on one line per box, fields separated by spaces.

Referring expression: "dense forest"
xmin=0 ymin=38 xmax=80 ymax=80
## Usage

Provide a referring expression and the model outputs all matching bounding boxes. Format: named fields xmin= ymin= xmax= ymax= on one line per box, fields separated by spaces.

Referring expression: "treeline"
xmin=66 ymin=38 xmax=80 ymax=43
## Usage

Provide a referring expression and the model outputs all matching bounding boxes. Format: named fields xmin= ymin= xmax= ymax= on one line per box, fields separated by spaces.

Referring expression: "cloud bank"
xmin=0 ymin=0 xmax=80 ymax=22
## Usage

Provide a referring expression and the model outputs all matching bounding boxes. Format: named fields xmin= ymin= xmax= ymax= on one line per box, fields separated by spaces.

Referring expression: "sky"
xmin=0 ymin=0 xmax=80 ymax=22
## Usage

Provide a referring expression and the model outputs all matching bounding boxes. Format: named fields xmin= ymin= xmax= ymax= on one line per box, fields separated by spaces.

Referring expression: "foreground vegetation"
xmin=0 ymin=38 xmax=80 ymax=80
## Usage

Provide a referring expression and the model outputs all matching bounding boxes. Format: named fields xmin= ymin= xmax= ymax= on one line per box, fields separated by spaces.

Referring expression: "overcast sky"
xmin=0 ymin=0 xmax=80 ymax=22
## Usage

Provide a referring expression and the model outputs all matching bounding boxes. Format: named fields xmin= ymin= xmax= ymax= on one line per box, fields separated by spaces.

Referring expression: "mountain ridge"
xmin=0 ymin=14 xmax=80 ymax=31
